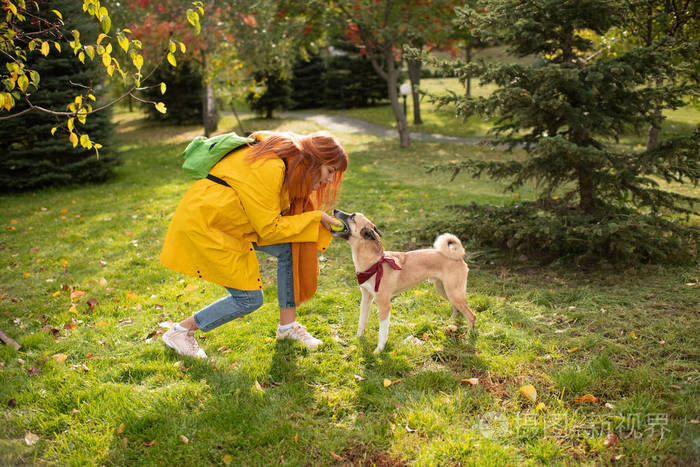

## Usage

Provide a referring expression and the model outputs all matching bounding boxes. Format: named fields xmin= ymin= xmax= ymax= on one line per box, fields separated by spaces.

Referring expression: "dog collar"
xmin=356 ymin=255 xmax=402 ymax=292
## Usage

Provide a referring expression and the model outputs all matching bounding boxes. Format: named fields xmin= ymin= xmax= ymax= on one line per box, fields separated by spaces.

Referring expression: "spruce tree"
xmin=141 ymin=60 xmax=203 ymax=124
xmin=0 ymin=0 xmax=119 ymax=192
xmin=289 ymin=54 xmax=327 ymax=109
xmin=245 ymin=71 xmax=293 ymax=119
xmin=424 ymin=0 xmax=699 ymax=263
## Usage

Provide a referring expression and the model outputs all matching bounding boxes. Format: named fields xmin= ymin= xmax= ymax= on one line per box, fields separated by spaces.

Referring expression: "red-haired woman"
xmin=160 ymin=131 xmax=348 ymax=358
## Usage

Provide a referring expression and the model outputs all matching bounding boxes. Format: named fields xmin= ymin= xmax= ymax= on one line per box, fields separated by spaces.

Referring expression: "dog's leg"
xmin=431 ymin=279 xmax=460 ymax=319
xmin=358 ymin=287 xmax=373 ymax=338
xmin=443 ymin=277 xmax=476 ymax=330
xmin=375 ymin=299 xmax=392 ymax=353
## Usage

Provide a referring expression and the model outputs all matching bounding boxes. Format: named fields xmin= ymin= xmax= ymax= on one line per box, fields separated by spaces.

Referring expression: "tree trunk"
xmin=464 ymin=39 xmax=472 ymax=97
xmin=646 ymin=77 xmax=663 ymax=150
xmin=231 ymin=101 xmax=246 ymax=135
xmin=385 ymin=47 xmax=409 ymax=148
xmin=578 ymin=169 xmax=596 ymax=213
xmin=407 ymin=49 xmax=423 ymax=125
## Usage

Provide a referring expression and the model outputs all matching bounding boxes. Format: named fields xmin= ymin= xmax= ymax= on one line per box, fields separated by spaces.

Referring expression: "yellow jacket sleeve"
xmin=228 ymin=158 xmax=323 ymax=245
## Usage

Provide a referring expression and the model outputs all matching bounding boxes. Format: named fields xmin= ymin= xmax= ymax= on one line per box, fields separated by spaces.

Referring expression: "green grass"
xmin=0 ymin=112 xmax=698 ymax=466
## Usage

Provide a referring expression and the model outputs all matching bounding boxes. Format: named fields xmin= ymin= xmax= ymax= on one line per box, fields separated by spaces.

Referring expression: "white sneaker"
xmin=162 ymin=327 xmax=207 ymax=358
xmin=276 ymin=323 xmax=323 ymax=350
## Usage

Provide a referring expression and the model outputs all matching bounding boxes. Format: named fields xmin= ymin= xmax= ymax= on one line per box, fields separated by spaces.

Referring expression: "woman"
xmin=160 ymin=131 xmax=348 ymax=358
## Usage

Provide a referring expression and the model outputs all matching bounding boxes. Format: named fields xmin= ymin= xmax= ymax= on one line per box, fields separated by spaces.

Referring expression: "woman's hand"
xmin=321 ymin=212 xmax=343 ymax=231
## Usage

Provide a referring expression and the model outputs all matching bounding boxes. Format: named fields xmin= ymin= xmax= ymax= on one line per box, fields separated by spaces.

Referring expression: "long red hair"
xmin=246 ymin=131 xmax=348 ymax=210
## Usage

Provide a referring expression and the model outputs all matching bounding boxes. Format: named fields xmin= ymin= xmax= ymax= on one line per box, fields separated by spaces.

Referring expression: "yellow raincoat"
xmin=160 ymin=138 xmax=331 ymax=296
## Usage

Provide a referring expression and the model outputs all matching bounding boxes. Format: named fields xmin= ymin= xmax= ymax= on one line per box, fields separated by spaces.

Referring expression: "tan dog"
xmin=331 ymin=210 xmax=476 ymax=352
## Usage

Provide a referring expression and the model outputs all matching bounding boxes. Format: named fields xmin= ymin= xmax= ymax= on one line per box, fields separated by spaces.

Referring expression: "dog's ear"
xmin=374 ymin=227 xmax=382 ymax=238
xmin=361 ymin=227 xmax=379 ymax=242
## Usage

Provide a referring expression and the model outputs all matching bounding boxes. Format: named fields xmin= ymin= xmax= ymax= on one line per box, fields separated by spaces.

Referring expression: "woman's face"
xmin=312 ymin=164 xmax=337 ymax=190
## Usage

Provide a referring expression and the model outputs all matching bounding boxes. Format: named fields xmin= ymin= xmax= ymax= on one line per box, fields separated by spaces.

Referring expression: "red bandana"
xmin=356 ymin=255 xmax=402 ymax=292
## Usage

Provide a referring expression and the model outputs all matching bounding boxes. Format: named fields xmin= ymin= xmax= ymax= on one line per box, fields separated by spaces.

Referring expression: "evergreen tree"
xmin=0 ymin=0 xmax=119 ymax=192
xmin=322 ymin=41 xmax=387 ymax=109
xmin=245 ymin=70 xmax=292 ymax=119
xmin=141 ymin=60 xmax=203 ymax=124
xmin=289 ymin=54 xmax=326 ymax=109
xmin=424 ymin=0 xmax=699 ymax=263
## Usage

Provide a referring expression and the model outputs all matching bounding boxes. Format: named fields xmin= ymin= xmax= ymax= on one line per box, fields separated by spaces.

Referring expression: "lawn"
xmin=0 ymin=111 xmax=698 ymax=466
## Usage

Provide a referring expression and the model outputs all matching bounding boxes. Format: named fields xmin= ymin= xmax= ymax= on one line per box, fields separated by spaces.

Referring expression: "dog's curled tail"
xmin=434 ymin=233 xmax=465 ymax=260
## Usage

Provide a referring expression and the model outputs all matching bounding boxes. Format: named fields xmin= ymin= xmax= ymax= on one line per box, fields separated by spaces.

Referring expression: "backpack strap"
xmin=206 ymin=174 xmax=231 ymax=188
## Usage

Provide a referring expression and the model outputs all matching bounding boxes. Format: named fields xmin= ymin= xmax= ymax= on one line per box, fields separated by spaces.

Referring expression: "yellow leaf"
xmin=67 ymin=117 xmax=74 ymax=132
xmin=160 ymin=82 xmax=166 ymax=95
xmin=222 ymin=454 xmax=232 ymax=465
xmin=69 ymin=132 xmax=78 ymax=147
xmin=461 ymin=377 xmax=479 ymax=386
xmin=78 ymin=52 xmax=85 ymax=64
xmin=53 ymin=353 xmax=67 ymax=364
xmin=18 ymin=74 xmax=28 ymax=92
xmin=100 ymin=277 xmax=107 ymax=287
xmin=96 ymin=321 xmax=109 ymax=328
xmin=383 ymin=378 xmax=393 ymax=388
xmin=254 ymin=379 xmax=264 ymax=392
xmin=54 ymin=42 xmax=61 ymax=53
xmin=68 ymin=305 xmax=78 ymax=314
xmin=180 ymin=435 xmax=189 ymax=444
xmin=184 ymin=284 xmax=198 ymax=291
xmin=70 ymin=290 xmax=85 ymax=301
xmin=568 ymin=347 xmax=579 ymax=353
xmin=167 ymin=53 xmax=177 ymax=67
xmin=573 ymin=394 xmax=598 ymax=404
xmin=630 ymin=331 xmax=638 ymax=340
xmin=126 ymin=292 xmax=137 ymax=300
xmin=154 ymin=102 xmax=167 ymax=114
xmin=51 ymin=127 xmax=57 ymax=136
xmin=41 ymin=41 xmax=50 ymax=56
xmin=24 ymin=272 xmax=31 ymax=277
xmin=102 ymin=53 xmax=111 ymax=67
xmin=179 ymin=42 xmax=186 ymax=53
xmin=535 ymin=402 xmax=547 ymax=411
xmin=118 ymin=34 xmax=129 ymax=52
xmin=131 ymin=53 xmax=143 ymax=70
xmin=51 ymin=9 xmax=63 ymax=20
xmin=169 ymin=40 xmax=177 ymax=53
xmin=413 ymin=290 xmax=427 ymax=296
xmin=80 ymin=134 xmax=92 ymax=149
xmin=52 ymin=291 xmax=61 ymax=297
xmin=519 ymin=384 xmax=537 ymax=402
xmin=117 ymin=423 xmax=125 ymax=434
xmin=85 ymin=45 xmax=95 ymax=61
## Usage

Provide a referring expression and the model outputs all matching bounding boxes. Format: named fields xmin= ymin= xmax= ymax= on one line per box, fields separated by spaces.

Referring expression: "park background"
xmin=1 ymin=1 xmax=698 ymax=465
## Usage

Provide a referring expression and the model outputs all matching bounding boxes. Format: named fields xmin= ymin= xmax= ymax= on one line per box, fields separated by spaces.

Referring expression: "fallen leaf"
xmin=8 ymin=398 xmax=17 ymax=408
xmin=294 ymin=433 xmax=298 ymax=443
xmin=630 ymin=331 xmax=638 ymax=339
xmin=117 ymin=423 xmax=125 ymax=434
xmin=669 ymin=384 xmax=681 ymax=390
xmin=68 ymin=305 xmax=78 ymax=314
xmin=383 ymin=378 xmax=393 ymax=388
xmin=354 ymin=374 xmax=367 ymax=382
xmin=64 ymin=322 xmax=77 ymax=331
xmin=445 ymin=324 xmax=458 ymax=334
xmin=87 ymin=298 xmax=98 ymax=311
xmin=95 ymin=321 xmax=109 ymax=328
xmin=567 ymin=347 xmax=579 ymax=353
xmin=52 ymin=291 xmax=61 ymax=297
xmin=604 ymin=433 xmax=619 ymax=447
xmin=24 ymin=432 xmax=40 ymax=446
xmin=329 ymin=451 xmax=344 ymax=461
xmin=222 ymin=454 xmax=233 ymax=465
xmin=573 ymin=394 xmax=598 ymax=404
xmin=405 ymin=425 xmax=417 ymax=433
xmin=184 ymin=284 xmax=198 ymax=291
xmin=53 ymin=353 xmax=67 ymax=364
xmin=126 ymin=292 xmax=137 ymax=300
xmin=605 ymin=402 xmax=616 ymax=409
xmin=535 ymin=402 xmax=547 ymax=411
xmin=70 ymin=290 xmax=85 ymax=301
xmin=99 ymin=277 xmax=108 ymax=287
xmin=519 ymin=384 xmax=537 ymax=402
xmin=254 ymin=379 xmax=264 ymax=392
xmin=28 ymin=367 xmax=41 ymax=376
xmin=461 ymin=378 xmax=479 ymax=386
xmin=142 ymin=440 xmax=155 ymax=447
xmin=180 ymin=435 xmax=189 ymax=444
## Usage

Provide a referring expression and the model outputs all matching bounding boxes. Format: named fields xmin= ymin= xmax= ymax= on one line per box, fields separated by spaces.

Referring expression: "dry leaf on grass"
xmin=222 ymin=454 xmax=233 ymax=465
xmin=24 ymin=432 xmax=40 ymax=446
xmin=254 ymin=380 xmax=264 ymax=392
xmin=142 ymin=440 xmax=155 ymax=447
xmin=604 ymin=433 xmax=619 ymax=447
xmin=180 ymin=435 xmax=189 ymax=444
xmin=354 ymin=374 xmax=367 ymax=382
xmin=461 ymin=378 xmax=479 ymax=386
xmin=519 ymin=384 xmax=537 ymax=402
xmin=329 ymin=451 xmax=344 ymax=461
xmin=53 ymin=353 xmax=67 ymax=364
xmin=117 ymin=423 xmax=125 ymax=434
xmin=573 ymin=394 xmax=598 ymax=403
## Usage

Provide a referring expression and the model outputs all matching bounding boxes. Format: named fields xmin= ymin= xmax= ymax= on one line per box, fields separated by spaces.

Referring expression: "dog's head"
xmin=332 ymin=209 xmax=382 ymax=246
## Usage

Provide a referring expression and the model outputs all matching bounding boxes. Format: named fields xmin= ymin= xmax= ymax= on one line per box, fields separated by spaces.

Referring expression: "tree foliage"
xmin=421 ymin=0 xmax=699 ymax=263
xmin=0 ymin=0 xmax=202 ymax=151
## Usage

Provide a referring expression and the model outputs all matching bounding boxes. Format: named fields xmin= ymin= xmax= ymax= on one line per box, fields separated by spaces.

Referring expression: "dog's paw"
xmin=373 ymin=346 xmax=384 ymax=354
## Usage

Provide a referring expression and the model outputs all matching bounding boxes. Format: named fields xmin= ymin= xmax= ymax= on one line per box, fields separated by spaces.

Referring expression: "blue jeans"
xmin=193 ymin=242 xmax=295 ymax=332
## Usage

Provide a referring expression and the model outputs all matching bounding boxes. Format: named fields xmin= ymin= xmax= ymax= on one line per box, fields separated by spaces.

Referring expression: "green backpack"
xmin=181 ymin=132 xmax=255 ymax=179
